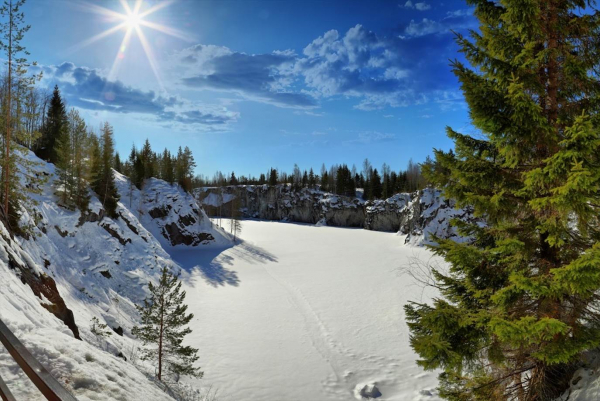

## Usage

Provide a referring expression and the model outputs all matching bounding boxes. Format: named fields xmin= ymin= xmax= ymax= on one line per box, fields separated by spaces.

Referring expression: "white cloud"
xmin=401 ymin=1 xmax=431 ymax=11
xmin=345 ymin=131 xmax=397 ymax=144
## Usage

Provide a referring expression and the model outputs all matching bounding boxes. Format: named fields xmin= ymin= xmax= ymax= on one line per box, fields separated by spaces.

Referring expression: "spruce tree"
xmin=321 ymin=170 xmax=329 ymax=192
xmin=268 ymin=168 xmax=278 ymax=186
xmin=132 ymin=267 xmax=203 ymax=381
xmin=92 ymin=123 xmax=119 ymax=218
xmin=371 ymin=169 xmax=382 ymax=199
xmin=405 ymin=1 xmax=600 ymax=399
xmin=37 ymin=85 xmax=66 ymax=163
xmin=69 ymin=110 xmax=90 ymax=211
xmin=114 ymin=151 xmax=122 ymax=174
xmin=308 ymin=168 xmax=316 ymax=189
xmin=55 ymin=121 xmax=74 ymax=207
xmin=140 ymin=139 xmax=153 ymax=180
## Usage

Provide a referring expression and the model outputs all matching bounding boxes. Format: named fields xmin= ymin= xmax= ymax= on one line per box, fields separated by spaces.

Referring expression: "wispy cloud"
xmin=400 ymin=1 xmax=431 ymax=11
xmin=345 ymin=131 xmax=396 ymax=145
xmin=36 ymin=62 xmax=239 ymax=131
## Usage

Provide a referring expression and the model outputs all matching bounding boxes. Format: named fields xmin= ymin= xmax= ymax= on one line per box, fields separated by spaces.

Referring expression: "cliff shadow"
xmin=170 ymin=241 xmax=278 ymax=288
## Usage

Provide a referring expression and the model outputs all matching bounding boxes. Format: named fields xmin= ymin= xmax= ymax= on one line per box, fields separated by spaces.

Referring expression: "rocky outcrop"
xmin=3 ymin=230 xmax=80 ymax=339
xmin=197 ymin=185 xmax=366 ymax=227
xmin=125 ymin=177 xmax=223 ymax=247
xmin=162 ymin=222 xmax=215 ymax=246
xmin=196 ymin=186 xmax=476 ymax=244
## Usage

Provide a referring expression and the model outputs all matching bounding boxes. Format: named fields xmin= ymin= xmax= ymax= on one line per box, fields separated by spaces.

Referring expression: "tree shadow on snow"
xmin=170 ymin=241 xmax=277 ymax=288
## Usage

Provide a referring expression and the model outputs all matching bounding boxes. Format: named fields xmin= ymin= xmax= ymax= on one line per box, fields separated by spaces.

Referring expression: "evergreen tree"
xmin=36 ymin=85 xmax=66 ymax=163
xmin=308 ymin=168 xmax=316 ymax=188
xmin=132 ymin=267 xmax=203 ymax=381
xmin=0 ymin=0 xmax=45 ymax=230
xmin=321 ymin=170 xmax=329 ymax=192
xmin=268 ymin=168 xmax=278 ymax=186
xmin=69 ymin=110 xmax=90 ymax=211
xmin=140 ymin=139 xmax=153 ymax=180
xmin=161 ymin=148 xmax=174 ymax=184
xmin=370 ymin=169 xmax=382 ymax=199
xmin=405 ymin=1 xmax=600 ymax=399
xmin=88 ymin=133 xmax=101 ymax=190
xmin=90 ymin=317 xmax=112 ymax=339
xmin=55 ymin=118 xmax=74 ymax=207
xmin=114 ymin=151 xmax=122 ymax=174
xmin=389 ymin=171 xmax=398 ymax=195
xmin=92 ymin=122 xmax=119 ymax=218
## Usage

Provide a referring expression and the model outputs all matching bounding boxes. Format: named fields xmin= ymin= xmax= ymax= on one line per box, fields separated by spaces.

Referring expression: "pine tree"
xmin=405 ymin=1 xmax=600 ymax=399
xmin=114 ymin=151 xmax=122 ymax=174
xmin=88 ymin=133 xmax=101 ymax=190
xmin=139 ymin=139 xmax=152 ymax=180
xmin=36 ymin=85 xmax=66 ymax=164
xmin=0 ymin=0 xmax=45 ymax=230
xmin=92 ymin=122 xmax=119 ymax=218
xmin=90 ymin=317 xmax=112 ymax=338
xmin=371 ymin=169 xmax=382 ymax=199
xmin=161 ymin=148 xmax=174 ymax=184
xmin=308 ymin=168 xmax=316 ymax=189
xmin=70 ymin=110 xmax=90 ymax=211
xmin=321 ymin=170 xmax=329 ymax=192
xmin=268 ymin=168 xmax=278 ymax=186
xmin=55 ymin=120 xmax=74 ymax=207
xmin=132 ymin=267 xmax=203 ymax=381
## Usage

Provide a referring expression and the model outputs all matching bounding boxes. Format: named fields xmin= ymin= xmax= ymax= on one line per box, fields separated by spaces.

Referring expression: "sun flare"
xmin=74 ymin=0 xmax=190 ymax=90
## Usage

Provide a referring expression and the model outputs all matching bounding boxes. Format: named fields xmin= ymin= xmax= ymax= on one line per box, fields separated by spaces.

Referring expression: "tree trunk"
xmin=158 ymin=295 xmax=164 ymax=381
xmin=4 ymin=0 xmax=12 ymax=219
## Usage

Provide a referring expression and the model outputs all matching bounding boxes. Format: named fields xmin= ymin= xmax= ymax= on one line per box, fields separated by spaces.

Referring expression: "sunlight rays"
xmin=72 ymin=0 xmax=189 ymax=91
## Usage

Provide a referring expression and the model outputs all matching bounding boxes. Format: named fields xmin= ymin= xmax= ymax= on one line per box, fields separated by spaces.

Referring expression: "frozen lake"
xmin=175 ymin=220 xmax=442 ymax=401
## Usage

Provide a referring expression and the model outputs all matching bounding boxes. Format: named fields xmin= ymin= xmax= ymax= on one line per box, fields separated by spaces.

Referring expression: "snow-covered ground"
xmin=176 ymin=219 xmax=443 ymax=401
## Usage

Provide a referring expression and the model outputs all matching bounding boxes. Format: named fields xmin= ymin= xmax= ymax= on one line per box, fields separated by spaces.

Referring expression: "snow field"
xmin=177 ymin=220 xmax=443 ymax=401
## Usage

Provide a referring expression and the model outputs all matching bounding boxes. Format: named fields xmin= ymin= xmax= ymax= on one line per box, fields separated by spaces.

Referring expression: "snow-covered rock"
xmin=114 ymin=173 xmax=228 ymax=248
xmin=197 ymin=185 xmax=366 ymax=228
xmin=358 ymin=383 xmax=382 ymax=399
xmin=196 ymin=186 xmax=476 ymax=245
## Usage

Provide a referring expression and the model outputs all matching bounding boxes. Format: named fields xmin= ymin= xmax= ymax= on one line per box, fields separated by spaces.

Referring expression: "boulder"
xmin=359 ymin=384 xmax=382 ymax=399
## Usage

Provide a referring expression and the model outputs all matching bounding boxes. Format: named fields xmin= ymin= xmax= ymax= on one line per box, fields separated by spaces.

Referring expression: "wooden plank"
xmin=0 ymin=319 xmax=77 ymax=401
xmin=0 ymin=374 xmax=16 ymax=401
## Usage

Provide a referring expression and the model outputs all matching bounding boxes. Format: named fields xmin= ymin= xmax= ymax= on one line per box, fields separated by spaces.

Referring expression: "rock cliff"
xmin=195 ymin=186 xmax=476 ymax=244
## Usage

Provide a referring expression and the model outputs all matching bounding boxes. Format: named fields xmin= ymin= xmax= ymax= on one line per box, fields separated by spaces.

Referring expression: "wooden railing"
xmin=0 ymin=319 xmax=77 ymax=401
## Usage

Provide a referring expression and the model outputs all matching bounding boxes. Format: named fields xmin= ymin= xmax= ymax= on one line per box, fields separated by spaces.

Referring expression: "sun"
xmin=74 ymin=0 xmax=190 ymax=90
xmin=125 ymin=12 xmax=142 ymax=29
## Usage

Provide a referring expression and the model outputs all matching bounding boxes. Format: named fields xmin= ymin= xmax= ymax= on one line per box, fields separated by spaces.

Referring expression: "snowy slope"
xmin=1 ymin=150 xmax=227 ymax=400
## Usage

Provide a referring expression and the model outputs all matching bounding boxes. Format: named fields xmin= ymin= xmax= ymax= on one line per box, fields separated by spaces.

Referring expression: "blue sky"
xmin=23 ymin=0 xmax=476 ymax=177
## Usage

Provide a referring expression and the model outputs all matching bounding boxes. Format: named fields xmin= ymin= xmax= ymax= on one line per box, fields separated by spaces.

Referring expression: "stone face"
xmin=6 ymin=237 xmax=81 ymax=339
xmin=162 ymin=222 xmax=215 ymax=246
xmin=198 ymin=185 xmax=367 ymax=227
xmin=196 ymin=186 xmax=476 ymax=243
